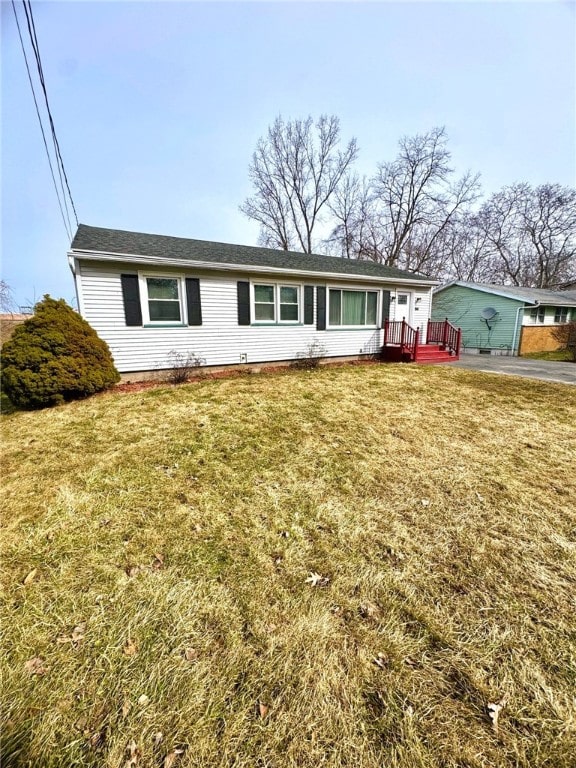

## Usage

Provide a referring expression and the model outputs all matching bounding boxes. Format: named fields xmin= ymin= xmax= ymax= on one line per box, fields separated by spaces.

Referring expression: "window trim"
xmin=327 ymin=286 xmax=380 ymax=329
xmin=554 ymin=307 xmax=569 ymax=324
xmin=529 ymin=306 xmax=545 ymax=324
xmin=139 ymin=272 xmax=187 ymax=326
xmin=250 ymin=281 xmax=302 ymax=325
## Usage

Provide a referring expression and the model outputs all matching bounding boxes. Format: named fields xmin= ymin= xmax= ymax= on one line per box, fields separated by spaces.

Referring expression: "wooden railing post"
xmin=442 ymin=318 xmax=449 ymax=349
xmin=400 ymin=318 xmax=406 ymax=349
xmin=384 ymin=318 xmax=389 ymax=346
xmin=413 ymin=329 xmax=419 ymax=362
xmin=456 ymin=328 xmax=462 ymax=357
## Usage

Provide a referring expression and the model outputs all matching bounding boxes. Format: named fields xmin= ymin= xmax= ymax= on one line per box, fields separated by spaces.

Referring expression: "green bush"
xmin=1 ymin=296 xmax=119 ymax=409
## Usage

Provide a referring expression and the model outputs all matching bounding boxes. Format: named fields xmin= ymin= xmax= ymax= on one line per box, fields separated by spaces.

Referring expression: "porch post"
xmin=442 ymin=318 xmax=449 ymax=349
xmin=413 ymin=328 xmax=419 ymax=362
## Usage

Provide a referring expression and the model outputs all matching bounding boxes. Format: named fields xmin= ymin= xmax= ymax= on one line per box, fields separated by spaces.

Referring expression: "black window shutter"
xmin=304 ymin=285 xmax=314 ymax=325
xmin=381 ymin=290 xmax=391 ymax=327
xmin=237 ymin=281 xmax=250 ymax=325
xmin=185 ymin=278 xmax=202 ymax=326
xmin=316 ymin=286 xmax=326 ymax=330
xmin=121 ymin=274 xmax=142 ymax=326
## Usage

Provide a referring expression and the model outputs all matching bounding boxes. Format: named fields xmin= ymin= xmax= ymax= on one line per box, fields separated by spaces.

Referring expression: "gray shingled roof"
xmin=71 ymin=225 xmax=434 ymax=282
xmin=437 ymin=280 xmax=576 ymax=306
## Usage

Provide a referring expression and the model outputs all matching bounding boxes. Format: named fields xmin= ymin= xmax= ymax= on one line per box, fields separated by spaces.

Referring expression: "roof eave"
xmin=434 ymin=281 xmax=536 ymax=304
xmin=68 ymin=248 xmax=439 ymax=287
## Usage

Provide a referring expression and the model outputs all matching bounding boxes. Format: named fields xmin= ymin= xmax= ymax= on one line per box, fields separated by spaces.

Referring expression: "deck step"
xmin=415 ymin=345 xmax=456 ymax=364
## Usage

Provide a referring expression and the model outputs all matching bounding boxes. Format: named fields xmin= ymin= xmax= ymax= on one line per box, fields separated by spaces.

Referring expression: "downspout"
xmin=512 ymin=301 xmax=539 ymax=356
xmin=67 ymin=254 xmax=83 ymax=315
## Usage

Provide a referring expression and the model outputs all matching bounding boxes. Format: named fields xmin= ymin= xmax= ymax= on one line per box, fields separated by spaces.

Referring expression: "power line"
xmin=21 ymin=0 xmax=71 ymax=235
xmin=10 ymin=0 xmax=72 ymax=240
xmin=23 ymin=0 xmax=79 ymax=229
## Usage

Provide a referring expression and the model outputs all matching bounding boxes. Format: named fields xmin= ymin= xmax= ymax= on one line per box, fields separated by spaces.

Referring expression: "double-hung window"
xmin=253 ymin=283 xmax=300 ymax=323
xmin=554 ymin=307 xmax=569 ymax=323
xmin=328 ymin=289 xmax=378 ymax=327
xmin=141 ymin=275 xmax=185 ymax=324
xmin=529 ymin=307 xmax=545 ymax=324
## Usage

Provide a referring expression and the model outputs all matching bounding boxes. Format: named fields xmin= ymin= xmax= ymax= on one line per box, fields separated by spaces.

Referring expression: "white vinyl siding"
xmin=77 ymin=261 xmax=433 ymax=373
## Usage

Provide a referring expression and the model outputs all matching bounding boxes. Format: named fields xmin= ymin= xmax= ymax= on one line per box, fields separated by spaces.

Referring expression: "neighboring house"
xmin=432 ymin=281 xmax=576 ymax=356
xmin=0 ymin=313 xmax=32 ymax=346
xmin=68 ymin=225 xmax=439 ymax=377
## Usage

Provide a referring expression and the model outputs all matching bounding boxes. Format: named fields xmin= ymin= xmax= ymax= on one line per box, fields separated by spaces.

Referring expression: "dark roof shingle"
xmin=71 ymin=225 xmax=434 ymax=282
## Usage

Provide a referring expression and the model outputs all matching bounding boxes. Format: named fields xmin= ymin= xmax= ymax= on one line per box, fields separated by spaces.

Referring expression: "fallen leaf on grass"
xmin=257 ymin=701 xmax=269 ymax=719
xmin=24 ymin=657 xmax=48 ymax=675
xmin=163 ymin=748 xmax=185 ymax=768
xmin=153 ymin=731 xmax=164 ymax=746
xmin=403 ymin=656 xmax=418 ymax=668
xmin=57 ymin=623 xmax=86 ymax=647
xmin=421 ymin=499 xmax=430 ymax=507
xmin=124 ymin=739 xmax=141 ymax=768
xmin=88 ymin=727 xmax=106 ymax=750
xmin=151 ymin=553 xmax=164 ymax=570
xmin=487 ymin=693 xmax=509 ymax=733
xmin=183 ymin=647 xmax=198 ymax=662
xmin=137 ymin=694 xmax=150 ymax=707
xmin=123 ymin=639 xmax=137 ymax=657
xmin=72 ymin=623 xmax=86 ymax=644
xmin=373 ymin=652 xmax=388 ymax=669
xmin=121 ymin=699 xmax=132 ymax=718
xmin=23 ymin=568 xmax=38 ymax=585
xmin=305 ymin=572 xmax=330 ymax=588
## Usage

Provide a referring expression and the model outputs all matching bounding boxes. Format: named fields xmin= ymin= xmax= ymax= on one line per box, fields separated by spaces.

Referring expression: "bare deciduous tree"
xmin=369 ymin=127 xmax=481 ymax=273
xmin=471 ymin=184 xmax=576 ymax=288
xmin=240 ymin=115 xmax=358 ymax=253
xmin=0 ymin=280 xmax=16 ymax=313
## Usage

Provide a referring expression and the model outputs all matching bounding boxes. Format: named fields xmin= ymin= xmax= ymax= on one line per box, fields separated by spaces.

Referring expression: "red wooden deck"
xmin=382 ymin=319 xmax=461 ymax=364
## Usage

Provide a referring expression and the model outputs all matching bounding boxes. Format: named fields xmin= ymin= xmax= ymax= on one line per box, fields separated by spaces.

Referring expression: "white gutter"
xmin=67 ymin=248 xmax=438 ymax=288
xmin=512 ymin=300 xmax=539 ymax=355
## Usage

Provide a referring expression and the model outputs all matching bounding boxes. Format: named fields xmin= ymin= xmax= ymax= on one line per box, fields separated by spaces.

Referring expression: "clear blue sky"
xmin=2 ymin=0 xmax=575 ymax=308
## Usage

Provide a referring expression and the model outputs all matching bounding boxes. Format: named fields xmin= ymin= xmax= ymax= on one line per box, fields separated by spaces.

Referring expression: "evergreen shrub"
xmin=1 ymin=296 xmax=120 ymax=409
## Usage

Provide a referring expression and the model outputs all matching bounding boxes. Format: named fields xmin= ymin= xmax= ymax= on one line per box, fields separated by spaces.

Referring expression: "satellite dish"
xmin=481 ymin=307 xmax=498 ymax=320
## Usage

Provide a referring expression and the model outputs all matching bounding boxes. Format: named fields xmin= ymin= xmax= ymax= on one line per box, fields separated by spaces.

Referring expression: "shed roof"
xmin=435 ymin=281 xmax=576 ymax=307
xmin=70 ymin=225 xmax=435 ymax=284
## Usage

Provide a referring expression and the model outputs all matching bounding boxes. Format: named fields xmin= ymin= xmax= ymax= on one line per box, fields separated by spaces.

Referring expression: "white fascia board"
xmin=68 ymin=249 xmax=439 ymax=288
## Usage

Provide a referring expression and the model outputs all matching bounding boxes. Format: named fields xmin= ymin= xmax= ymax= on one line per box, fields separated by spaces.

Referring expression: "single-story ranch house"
xmin=432 ymin=281 xmax=576 ymax=356
xmin=68 ymin=225 xmax=451 ymax=378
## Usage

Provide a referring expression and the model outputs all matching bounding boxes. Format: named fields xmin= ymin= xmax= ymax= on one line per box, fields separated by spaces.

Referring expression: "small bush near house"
xmin=166 ymin=350 xmax=206 ymax=383
xmin=290 ymin=340 xmax=328 ymax=370
xmin=1 ymin=296 xmax=119 ymax=409
xmin=552 ymin=321 xmax=576 ymax=362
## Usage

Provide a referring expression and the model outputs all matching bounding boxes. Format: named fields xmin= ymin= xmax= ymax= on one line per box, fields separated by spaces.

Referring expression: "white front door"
xmin=394 ymin=292 xmax=412 ymax=324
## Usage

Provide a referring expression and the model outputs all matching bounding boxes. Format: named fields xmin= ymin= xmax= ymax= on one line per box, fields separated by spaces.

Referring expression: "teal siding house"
xmin=432 ymin=282 xmax=576 ymax=356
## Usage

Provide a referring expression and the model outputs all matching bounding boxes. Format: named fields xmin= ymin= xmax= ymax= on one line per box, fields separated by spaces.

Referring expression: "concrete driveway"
xmin=447 ymin=354 xmax=576 ymax=385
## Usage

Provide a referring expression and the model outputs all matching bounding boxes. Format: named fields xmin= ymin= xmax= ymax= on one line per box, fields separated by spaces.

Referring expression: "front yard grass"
xmin=521 ymin=348 xmax=573 ymax=362
xmin=1 ymin=364 xmax=575 ymax=767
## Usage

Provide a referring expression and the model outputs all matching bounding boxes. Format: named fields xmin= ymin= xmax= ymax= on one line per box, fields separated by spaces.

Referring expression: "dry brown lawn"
xmin=1 ymin=363 xmax=575 ymax=768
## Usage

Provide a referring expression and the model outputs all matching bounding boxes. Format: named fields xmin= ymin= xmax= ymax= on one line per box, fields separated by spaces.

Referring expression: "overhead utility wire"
xmin=22 ymin=0 xmax=79 ymax=231
xmin=10 ymin=0 xmax=72 ymax=239
xmin=21 ymin=0 xmax=71 ymax=235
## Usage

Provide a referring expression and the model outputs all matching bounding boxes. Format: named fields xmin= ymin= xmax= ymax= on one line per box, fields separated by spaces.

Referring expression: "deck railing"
xmin=427 ymin=318 xmax=462 ymax=355
xmin=383 ymin=319 xmax=420 ymax=360
xmin=383 ymin=317 xmax=461 ymax=361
